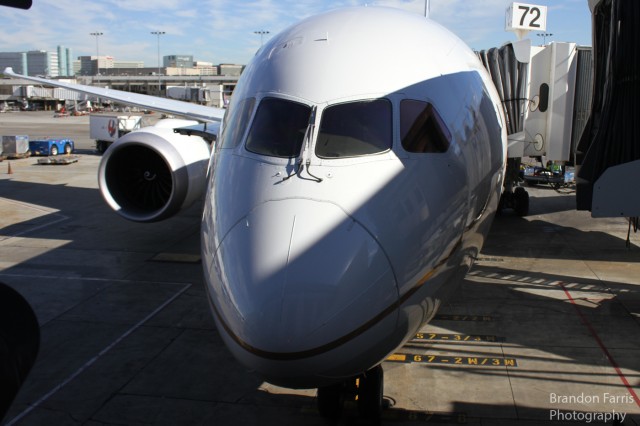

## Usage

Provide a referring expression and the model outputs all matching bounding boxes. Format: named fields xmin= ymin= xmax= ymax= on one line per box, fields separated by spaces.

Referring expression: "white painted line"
xmin=0 ymin=197 xmax=70 ymax=240
xmin=0 ymin=273 xmax=189 ymax=286
xmin=5 ymin=282 xmax=192 ymax=425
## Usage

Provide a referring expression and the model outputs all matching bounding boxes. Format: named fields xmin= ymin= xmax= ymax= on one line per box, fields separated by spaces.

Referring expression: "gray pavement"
xmin=1 ymin=111 xmax=639 ymax=425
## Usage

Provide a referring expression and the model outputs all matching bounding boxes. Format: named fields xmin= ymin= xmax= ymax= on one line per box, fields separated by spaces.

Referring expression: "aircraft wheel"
xmin=0 ymin=282 xmax=40 ymax=419
xmin=357 ymin=365 xmax=384 ymax=425
xmin=50 ymin=145 xmax=58 ymax=156
xmin=514 ymin=187 xmax=529 ymax=217
xmin=317 ymin=382 xmax=343 ymax=421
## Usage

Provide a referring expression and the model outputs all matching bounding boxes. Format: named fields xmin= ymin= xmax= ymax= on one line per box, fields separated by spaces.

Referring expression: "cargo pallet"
xmin=37 ymin=155 xmax=79 ymax=165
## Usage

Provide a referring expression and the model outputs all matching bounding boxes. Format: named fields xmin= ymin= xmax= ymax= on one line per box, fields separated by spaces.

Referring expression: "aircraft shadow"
xmin=2 ymin=164 xmax=639 ymax=424
xmin=489 ymin=192 xmax=640 ymax=263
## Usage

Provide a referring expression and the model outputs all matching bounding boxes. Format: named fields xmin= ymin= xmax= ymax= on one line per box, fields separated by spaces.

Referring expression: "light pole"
xmin=254 ymin=30 xmax=270 ymax=47
xmin=90 ymin=32 xmax=103 ymax=81
xmin=537 ymin=33 xmax=553 ymax=45
xmin=151 ymin=31 xmax=165 ymax=95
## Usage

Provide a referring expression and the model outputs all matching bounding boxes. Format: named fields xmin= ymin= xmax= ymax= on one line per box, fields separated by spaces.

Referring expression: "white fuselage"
xmin=201 ymin=7 xmax=507 ymax=388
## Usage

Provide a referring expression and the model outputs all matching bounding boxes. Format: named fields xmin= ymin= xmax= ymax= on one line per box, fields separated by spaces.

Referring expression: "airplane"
xmin=4 ymin=5 xmax=507 ymax=423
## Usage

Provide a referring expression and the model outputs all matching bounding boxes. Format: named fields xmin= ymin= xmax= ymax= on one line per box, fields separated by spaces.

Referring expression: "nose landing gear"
xmin=317 ymin=365 xmax=385 ymax=425
xmin=499 ymin=186 xmax=530 ymax=217
xmin=499 ymin=158 xmax=530 ymax=217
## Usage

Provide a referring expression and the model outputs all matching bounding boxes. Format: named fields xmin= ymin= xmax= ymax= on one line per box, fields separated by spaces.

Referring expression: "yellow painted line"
xmin=433 ymin=314 xmax=494 ymax=322
xmin=386 ymin=353 xmax=407 ymax=362
xmin=386 ymin=353 xmax=518 ymax=367
xmin=412 ymin=333 xmax=501 ymax=342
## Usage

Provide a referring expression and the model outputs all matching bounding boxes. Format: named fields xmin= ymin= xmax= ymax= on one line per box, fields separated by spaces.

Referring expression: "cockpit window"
xmin=400 ymin=100 xmax=451 ymax=153
xmin=245 ymin=98 xmax=311 ymax=158
xmin=219 ymin=97 xmax=255 ymax=149
xmin=316 ymin=99 xmax=392 ymax=158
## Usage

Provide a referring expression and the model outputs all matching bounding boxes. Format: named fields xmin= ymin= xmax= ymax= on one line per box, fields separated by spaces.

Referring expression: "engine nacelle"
xmin=98 ymin=119 xmax=211 ymax=223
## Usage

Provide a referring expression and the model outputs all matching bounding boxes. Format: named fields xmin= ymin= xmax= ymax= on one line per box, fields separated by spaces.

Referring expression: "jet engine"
xmin=98 ymin=119 xmax=212 ymax=223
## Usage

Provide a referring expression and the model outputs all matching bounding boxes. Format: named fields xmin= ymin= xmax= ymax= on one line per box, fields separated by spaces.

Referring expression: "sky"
xmin=0 ymin=0 xmax=593 ymax=67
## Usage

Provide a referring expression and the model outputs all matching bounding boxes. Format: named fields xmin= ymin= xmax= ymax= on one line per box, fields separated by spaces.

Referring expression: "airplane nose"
xmin=208 ymin=198 xmax=398 ymax=361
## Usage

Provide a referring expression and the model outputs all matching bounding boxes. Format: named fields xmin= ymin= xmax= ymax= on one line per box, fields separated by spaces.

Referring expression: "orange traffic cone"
xmin=7 ymin=161 xmax=13 ymax=175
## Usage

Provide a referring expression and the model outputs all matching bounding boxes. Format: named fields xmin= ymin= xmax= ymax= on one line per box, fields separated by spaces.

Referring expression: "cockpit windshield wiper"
xmin=281 ymin=106 xmax=323 ymax=183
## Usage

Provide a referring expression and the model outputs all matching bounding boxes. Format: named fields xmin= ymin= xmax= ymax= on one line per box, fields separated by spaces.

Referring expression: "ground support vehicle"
xmin=90 ymin=114 xmax=143 ymax=154
xmin=29 ymin=138 xmax=74 ymax=156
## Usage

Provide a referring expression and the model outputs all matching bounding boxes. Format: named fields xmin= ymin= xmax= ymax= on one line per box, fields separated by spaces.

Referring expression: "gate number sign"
xmin=506 ymin=2 xmax=548 ymax=31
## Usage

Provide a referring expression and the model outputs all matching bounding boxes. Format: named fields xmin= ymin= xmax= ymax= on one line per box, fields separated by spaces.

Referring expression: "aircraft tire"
xmin=317 ymin=382 xmax=343 ymax=421
xmin=357 ymin=365 xmax=384 ymax=425
xmin=0 ymin=282 xmax=40 ymax=421
xmin=514 ymin=187 xmax=529 ymax=217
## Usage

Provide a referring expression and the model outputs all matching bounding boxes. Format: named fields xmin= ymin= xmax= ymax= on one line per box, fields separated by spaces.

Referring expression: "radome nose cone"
xmin=211 ymin=199 xmax=398 ymax=355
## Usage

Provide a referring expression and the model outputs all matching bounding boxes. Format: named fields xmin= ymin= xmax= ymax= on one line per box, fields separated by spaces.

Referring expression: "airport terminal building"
xmin=1 ymin=47 xmax=242 ymax=111
xmin=0 ymin=46 xmax=74 ymax=77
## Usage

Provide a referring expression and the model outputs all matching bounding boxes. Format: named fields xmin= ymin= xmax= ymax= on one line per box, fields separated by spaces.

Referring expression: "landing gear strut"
xmin=317 ymin=365 xmax=385 ymax=425
xmin=499 ymin=158 xmax=530 ymax=217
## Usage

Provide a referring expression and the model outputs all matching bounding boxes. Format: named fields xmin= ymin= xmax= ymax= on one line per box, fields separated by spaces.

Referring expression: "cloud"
xmin=0 ymin=0 xmax=591 ymax=66
xmin=105 ymin=0 xmax=184 ymax=12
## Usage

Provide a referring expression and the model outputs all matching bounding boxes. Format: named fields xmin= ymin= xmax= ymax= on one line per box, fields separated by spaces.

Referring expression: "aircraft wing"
xmin=3 ymin=67 xmax=225 ymax=123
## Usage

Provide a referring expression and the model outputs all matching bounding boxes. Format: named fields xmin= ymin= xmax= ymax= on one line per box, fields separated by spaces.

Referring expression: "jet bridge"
xmin=479 ymin=40 xmax=584 ymax=216
xmin=478 ymin=43 xmax=531 ymax=216
xmin=576 ymin=0 xmax=640 ymax=220
xmin=483 ymin=0 xmax=639 ymax=228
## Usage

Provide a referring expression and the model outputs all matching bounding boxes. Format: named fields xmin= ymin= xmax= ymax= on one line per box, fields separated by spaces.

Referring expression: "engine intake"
xmin=98 ymin=120 xmax=211 ymax=222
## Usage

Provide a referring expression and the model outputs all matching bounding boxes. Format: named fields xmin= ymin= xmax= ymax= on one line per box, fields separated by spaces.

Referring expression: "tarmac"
xmin=1 ymin=111 xmax=639 ymax=425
